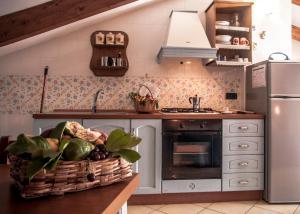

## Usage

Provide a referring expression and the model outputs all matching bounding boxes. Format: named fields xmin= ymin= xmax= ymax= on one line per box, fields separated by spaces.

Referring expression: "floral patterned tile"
xmin=0 ymin=74 xmax=243 ymax=114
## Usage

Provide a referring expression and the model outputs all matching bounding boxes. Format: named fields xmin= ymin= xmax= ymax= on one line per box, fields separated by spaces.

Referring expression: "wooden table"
xmin=0 ymin=165 xmax=140 ymax=214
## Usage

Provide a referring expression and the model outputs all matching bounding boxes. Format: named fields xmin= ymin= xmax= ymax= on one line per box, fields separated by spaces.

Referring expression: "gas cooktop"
xmin=160 ymin=108 xmax=220 ymax=114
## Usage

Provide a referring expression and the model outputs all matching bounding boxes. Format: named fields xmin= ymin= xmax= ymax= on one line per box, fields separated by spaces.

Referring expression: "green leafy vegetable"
xmin=112 ymin=149 xmax=141 ymax=163
xmin=106 ymin=129 xmax=141 ymax=152
xmin=63 ymin=138 xmax=94 ymax=161
xmin=27 ymin=157 xmax=52 ymax=181
xmin=5 ymin=134 xmax=52 ymax=159
xmin=49 ymin=122 xmax=67 ymax=140
xmin=106 ymin=129 xmax=141 ymax=163
xmin=44 ymin=139 xmax=70 ymax=171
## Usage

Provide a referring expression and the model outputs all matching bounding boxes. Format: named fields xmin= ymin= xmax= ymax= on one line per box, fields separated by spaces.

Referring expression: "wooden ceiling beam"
xmin=0 ymin=0 xmax=137 ymax=47
xmin=292 ymin=25 xmax=300 ymax=41
xmin=293 ymin=0 xmax=300 ymax=6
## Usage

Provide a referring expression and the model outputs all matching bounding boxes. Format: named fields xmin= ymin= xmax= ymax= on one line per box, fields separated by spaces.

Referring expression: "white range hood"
xmin=157 ymin=10 xmax=217 ymax=63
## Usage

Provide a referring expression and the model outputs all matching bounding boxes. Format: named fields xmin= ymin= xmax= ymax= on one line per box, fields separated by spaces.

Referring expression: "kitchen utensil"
xmin=95 ymin=32 xmax=105 ymax=44
xmin=189 ymin=95 xmax=201 ymax=112
xmin=40 ymin=66 xmax=48 ymax=113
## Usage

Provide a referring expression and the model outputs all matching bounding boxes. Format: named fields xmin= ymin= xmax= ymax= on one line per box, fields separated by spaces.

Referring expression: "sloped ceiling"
xmin=0 ymin=0 xmax=138 ymax=47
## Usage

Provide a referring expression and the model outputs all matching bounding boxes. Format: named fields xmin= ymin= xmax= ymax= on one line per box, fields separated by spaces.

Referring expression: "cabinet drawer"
xmin=223 ymin=119 xmax=264 ymax=137
xmin=162 ymin=179 xmax=221 ymax=193
xmin=222 ymin=173 xmax=264 ymax=191
xmin=223 ymin=137 xmax=264 ymax=155
xmin=223 ymin=155 xmax=264 ymax=173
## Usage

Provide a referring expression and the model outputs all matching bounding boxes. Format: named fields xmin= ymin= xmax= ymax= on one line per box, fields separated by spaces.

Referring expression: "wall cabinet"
xmin=222 ymin=119 xmax=264 ymax=191
xmin=205 ymin=1 xmax=253 ymax=66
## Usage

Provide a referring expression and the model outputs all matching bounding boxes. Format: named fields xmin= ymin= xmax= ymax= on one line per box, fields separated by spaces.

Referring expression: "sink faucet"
xmin=92 ymin=89 xmax=104 ymax=113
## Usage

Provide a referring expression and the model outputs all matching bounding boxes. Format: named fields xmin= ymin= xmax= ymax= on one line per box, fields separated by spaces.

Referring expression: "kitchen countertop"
xmin=0 ymin=165 xmax=140 ymax=214
xmin=33 ymin=109 xmax=265 ymax=119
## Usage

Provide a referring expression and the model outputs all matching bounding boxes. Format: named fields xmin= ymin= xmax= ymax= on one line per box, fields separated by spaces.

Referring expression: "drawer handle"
xmin=238 ymin=180 xmax=249 ymax=185
xmin=238 ymin=144 xmax=250 ymax=149
xmin=238 ymin=161 xmax=249 ymax=167
xmin=238 ymin=126 xmax=249 ymax=130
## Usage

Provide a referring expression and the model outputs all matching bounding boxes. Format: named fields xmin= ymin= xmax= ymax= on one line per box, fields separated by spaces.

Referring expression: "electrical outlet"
xmin=226 ymin=92 xmax=237 ymax=100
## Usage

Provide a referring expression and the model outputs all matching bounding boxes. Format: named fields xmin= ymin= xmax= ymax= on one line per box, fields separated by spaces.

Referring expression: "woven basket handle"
xmin=138 ymin=84 xmax=154 ymax=98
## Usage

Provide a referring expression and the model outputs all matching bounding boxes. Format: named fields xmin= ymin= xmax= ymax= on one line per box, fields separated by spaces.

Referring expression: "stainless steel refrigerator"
xmin=246 ymin=60 xmax=300 ymax=203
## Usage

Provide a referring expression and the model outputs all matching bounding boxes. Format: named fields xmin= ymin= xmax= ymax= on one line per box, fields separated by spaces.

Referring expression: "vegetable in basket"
xmin=5 ymin=121 xmax=141 ymax=181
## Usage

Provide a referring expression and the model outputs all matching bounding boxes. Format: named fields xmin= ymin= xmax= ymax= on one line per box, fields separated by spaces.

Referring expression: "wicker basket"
xmin=9 ymin=155 xmax=132 ymax=198
xmin=133 ymin=84 xmax=158 ymax=113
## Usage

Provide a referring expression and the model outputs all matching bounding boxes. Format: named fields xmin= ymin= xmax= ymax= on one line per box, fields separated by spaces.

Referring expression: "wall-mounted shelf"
xmin=216 ymin=44 xmax=250 ymax=50
xmin=90 ymin=31 xmax=129 ymax=76
xmin=215 ymin=61 xmax=251 ymax=66
xmin=215 ymin=25 xmax=250 ymax=32
xmin=205 ymin=1 xmax=253 ymax=67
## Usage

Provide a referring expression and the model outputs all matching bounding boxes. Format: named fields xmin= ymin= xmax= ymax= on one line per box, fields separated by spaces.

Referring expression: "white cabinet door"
xmin=131 ymin=119 xmax=162 ymax=194
xmin=33 ymin=119 xmax=82 ymax=135
xmin=83 ymin=119 xmax=130 ymax=134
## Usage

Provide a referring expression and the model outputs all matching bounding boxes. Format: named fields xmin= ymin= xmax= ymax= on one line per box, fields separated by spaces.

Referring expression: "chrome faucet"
xmin=92 ymin=89 xmax=104 ymax=113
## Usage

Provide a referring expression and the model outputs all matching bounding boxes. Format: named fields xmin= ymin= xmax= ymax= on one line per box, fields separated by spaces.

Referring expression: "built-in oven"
xmin=162 ymin=119 xmax=222 ymax=193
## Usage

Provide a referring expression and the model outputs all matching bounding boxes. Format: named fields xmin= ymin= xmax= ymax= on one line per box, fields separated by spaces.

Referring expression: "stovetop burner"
xmin=160 ymin=108 xmax=219 ymax=114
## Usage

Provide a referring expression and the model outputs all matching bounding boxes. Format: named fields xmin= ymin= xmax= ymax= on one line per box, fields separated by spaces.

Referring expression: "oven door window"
xmin=173 ymin=141 xmax=211 ymax=167
xmin=162 ymin=132 xmax=221 ymax=180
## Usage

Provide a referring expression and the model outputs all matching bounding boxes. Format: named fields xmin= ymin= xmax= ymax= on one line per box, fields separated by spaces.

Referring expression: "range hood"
xmin=157 ymin=10 xmax=217 ymax=63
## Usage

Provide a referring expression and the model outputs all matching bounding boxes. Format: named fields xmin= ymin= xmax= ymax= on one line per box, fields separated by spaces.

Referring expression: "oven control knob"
xmin=189 ymin=183 xmax=196 ymax=190
xmin=179 ymin=123 xmax=184 ymax=129
xmin=200 ymin=123 xmax=205 ymax=128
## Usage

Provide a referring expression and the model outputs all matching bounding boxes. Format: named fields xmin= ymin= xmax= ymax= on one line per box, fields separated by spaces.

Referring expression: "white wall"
xmin=252 ymin=0 xmax=292 ymax=62
xmin=0 ymin=0 xmax=51 ymax=16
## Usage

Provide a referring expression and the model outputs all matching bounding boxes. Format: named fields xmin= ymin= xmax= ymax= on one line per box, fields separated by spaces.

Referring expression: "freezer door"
xmin=269 ymin=62 xmax=300 ymax=96
xmin=267 ymin=98 xmax=300 ymax=202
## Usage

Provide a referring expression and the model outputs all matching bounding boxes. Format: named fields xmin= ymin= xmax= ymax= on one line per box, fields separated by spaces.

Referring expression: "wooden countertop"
xmin=0 ymin=165 xmax=140 ymax=214
xmin=33 ymin=110 xmax=265 ymax=119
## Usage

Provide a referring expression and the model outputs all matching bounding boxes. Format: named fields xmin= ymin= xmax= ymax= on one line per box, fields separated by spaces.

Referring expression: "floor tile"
xmin=200 ymin=209 xmax=224 ymax=214
xmin=146 ymin=204 xmax=166 ymax=210
xmin=247 ymin=206 xmax=280 ymax=214
xmin=255 ymin=201 xmax=298 ymax=214
xmin=194 ymin=203 xmax=213 ymax=208
xmin=208 ymin=201 xmax=253 ymax=214
xmin=158 ymin=203 xmax=204 ymax=214
xmin=128 ymin=205 xmax=154 ymax=214
xmin=294 ymin=205 xmax=300 ymax=214
xmin=150 ymin=211 xmax=168 ymax=214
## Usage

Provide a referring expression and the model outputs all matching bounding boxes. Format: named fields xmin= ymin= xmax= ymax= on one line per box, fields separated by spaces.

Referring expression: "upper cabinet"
xmin=205 ymin=1 xmax=253 ymax=67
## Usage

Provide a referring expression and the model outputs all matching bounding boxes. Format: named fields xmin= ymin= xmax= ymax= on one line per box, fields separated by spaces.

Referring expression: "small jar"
xmin=115 ymin=33 xmax=125 ymax=45
xmin=95 ymin=32 xmax=105 ymax=44
xmin=106 ymin=32 xmax=115 ymax=45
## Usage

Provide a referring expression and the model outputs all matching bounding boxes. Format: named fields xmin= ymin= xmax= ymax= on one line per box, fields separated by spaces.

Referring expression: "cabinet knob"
xmin=238 ymin=126 xmax=249 ymax=130
xmin=238 ymin=144 xmax=250 ymax=149
xmin=238 ymin=161 xmax=249 ymax=167
xmin=238 ymin=180 xmax=249 ymax=185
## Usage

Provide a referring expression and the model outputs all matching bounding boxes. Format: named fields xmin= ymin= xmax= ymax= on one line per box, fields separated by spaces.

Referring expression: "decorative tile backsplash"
xmin=0 ymin=73 xmax=242 ymax=114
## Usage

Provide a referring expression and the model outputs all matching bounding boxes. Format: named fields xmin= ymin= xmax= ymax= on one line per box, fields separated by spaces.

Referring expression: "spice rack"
xmin=90 ymin=31 xmax=129 ymax=76
xmin=205 ymin=0 xmax=253 ymax=67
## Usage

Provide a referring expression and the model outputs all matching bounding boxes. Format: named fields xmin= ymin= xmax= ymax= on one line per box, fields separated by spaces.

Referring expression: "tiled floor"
xmin=128 ymin=201 xmax=300 ymax=214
